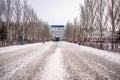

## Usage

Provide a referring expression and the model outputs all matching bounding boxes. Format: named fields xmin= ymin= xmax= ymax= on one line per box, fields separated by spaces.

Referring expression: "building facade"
xmin=50 ymin=25 xmax=65 ymax=41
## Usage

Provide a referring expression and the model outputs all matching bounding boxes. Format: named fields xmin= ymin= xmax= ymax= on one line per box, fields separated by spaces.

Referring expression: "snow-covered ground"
xmin=0 ymin=41 xmax=120 ymax=80
xmin=0 ymin=43 xmax=41 ymax=54
xmin=40 ymin=48 xmax=68 ymax=80
xmin=0 ymin=42 xmax=52 ymax=54
xmin=80 ymin=46 xmax=120 ymax=64
xmin=60 ymin=41 xmax=120 ymax=64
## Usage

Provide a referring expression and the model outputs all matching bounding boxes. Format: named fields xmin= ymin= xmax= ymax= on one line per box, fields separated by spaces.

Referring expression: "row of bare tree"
xmin=0 ymin=0 xmax=49 ymax=46
xmin=65 ymin=0 xmax=120 ymax=52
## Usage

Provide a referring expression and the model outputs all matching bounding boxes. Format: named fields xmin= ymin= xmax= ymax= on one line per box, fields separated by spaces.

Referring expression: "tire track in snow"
xmin=0 ymin=42 xmax=57 ymax=80
xmin=0 ymin=44 xmax=41 ymax=71
xmin=36 ymin=48 xmax=68 ymax=80
xmin=0 ymin=45 xmax=40 ymax=78
xmin=60 ymin=42 xmax=120 ymax=80
xmin=8 ymin=46 xmax=56 ymax=80
xmin=76 ymin=49 xmax=120 ymax=80
xmin=60 ymin=43 xmax=105 ymax=80
xmin=66 ymin=43 xmax=120 ymax=80
xmin=62 ymin=49 xmax=101 ymax=80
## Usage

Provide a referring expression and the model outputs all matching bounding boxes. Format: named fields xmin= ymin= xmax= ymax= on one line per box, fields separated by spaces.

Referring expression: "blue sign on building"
xmin=51 ymin=25 xmax=64 ymax=28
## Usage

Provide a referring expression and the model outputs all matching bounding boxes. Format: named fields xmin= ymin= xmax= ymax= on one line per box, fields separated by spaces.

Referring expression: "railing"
xmin=0 ymin=40 xmax=42 ymax=47
xmin=81 ymin=41 xmax=120 ymax=53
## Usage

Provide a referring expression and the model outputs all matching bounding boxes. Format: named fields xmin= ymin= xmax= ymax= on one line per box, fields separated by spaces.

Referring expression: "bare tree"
xmin=73 ymin=18 xmax=79 ymax=42
xmin=0 ymin=0 xmax=50 ymax=46
xmin=4 ymin=0 xmax=13 ymax=41
xmin=117 ymin=0 xmax=120 ymax=30
xmin=96 ymin=0 xmax=108 ymax=49
xmin=0 ymin=0 xmax=6 ymax=23
xmin=22 ymin=0 xmax=28 ymax=40
xmin=41 ymin=22 xmax=50 ymax=41
xmin=107 ymin=0 xmax=120 ymax=50
xmin=65 ymin=22 xmax=74 ymax=41
xmin=79 ymin=5 xmax=88 ymax=41
xmin=79 ymin=0 xmax=98 ymax=43
xmin=13 ymin=0 xmax=22 ymax=41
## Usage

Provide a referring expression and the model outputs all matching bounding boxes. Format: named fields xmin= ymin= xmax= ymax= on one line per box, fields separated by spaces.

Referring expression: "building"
xmin=50 ymin=25 xmax=65 ymax=41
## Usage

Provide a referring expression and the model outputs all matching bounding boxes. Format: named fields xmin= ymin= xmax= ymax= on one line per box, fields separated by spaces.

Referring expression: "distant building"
xmin=50 ymin=25 xmax=65 ymax=41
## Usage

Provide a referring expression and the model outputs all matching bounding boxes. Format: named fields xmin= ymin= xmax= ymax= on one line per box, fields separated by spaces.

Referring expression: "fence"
xmin=0 ymin=40 xmax=42 ymax=47
xmin=81 ymin=41 xmax=120 ymax=53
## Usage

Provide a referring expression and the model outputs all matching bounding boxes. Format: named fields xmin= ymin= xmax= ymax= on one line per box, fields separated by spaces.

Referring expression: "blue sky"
xmin=28 ymin=0 xmax=84 ymax=25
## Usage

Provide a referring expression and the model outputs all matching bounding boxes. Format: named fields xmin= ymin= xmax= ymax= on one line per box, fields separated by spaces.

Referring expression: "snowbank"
xmin=40 ymin=48 xmax=68 ymax=80
xmin=60 ymin=42 xmax=120 ymax=64
xmin=80 ymin=46 xmax=120 ymax=64
xmin=0 ymin=42 xmax=53 ymax=54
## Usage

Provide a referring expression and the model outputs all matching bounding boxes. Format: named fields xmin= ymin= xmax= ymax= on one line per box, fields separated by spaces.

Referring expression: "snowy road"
xmin=0 ymin=42 xmax=120 ymax=80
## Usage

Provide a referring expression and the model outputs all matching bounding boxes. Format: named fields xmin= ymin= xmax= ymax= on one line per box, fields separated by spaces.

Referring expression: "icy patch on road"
xmin=40 ymin=48 xmax=68 ymax=80
xmin=80 ymin=46 xmax=120 ymax=64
